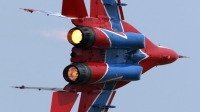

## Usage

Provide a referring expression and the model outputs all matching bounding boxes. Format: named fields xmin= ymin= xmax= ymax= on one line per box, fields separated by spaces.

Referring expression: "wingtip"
xmin=19 ymin=8 xmax=34 ymax=13
xmin=11 ymin=85 xmax=25 ymax=89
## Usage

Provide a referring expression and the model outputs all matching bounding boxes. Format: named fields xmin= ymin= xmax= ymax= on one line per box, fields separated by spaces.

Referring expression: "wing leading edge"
xmin=20 ymin=8 xmax=67 ymax=18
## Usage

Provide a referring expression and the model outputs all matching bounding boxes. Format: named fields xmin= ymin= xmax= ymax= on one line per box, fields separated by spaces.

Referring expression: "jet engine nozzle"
xmin=63 ymin=63 xmax=91 ymax=84
xmin=67 ymin=27 xmax=96 ymax=47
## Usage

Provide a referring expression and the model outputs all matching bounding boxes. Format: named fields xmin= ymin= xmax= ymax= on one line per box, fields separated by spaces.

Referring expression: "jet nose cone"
xmin=168 ymin=49 xmax=179 ymax=63
xmin=158 ymin=47 xmax=180 ymax=65
xmin=162 ymin=49 xmax=179 ymax=63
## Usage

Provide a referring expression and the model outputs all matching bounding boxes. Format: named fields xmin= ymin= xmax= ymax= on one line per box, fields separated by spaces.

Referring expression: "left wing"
xmin=14 ymin=82 xmax=117 ymax=112
xmin=20 ymin=8 xmax=68 ymax=18
xmin=12 ymin=85 xmax=66 ymax=91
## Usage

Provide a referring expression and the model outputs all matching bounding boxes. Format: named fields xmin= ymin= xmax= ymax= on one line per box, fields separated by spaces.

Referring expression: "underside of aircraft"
xmin=14 ymin=0 xmax=186 ymax=112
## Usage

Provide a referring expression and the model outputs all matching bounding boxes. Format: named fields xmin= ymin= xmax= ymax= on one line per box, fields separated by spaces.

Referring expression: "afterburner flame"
xmin=68 ymin=67 xmax=79 ymax=81
xmin=71 ymin=30 xmax=82 ymax=44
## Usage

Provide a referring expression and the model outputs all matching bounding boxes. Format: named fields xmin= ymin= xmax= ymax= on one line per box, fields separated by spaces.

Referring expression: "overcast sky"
xmin=1 ymin=0 xmax=200 ymax=112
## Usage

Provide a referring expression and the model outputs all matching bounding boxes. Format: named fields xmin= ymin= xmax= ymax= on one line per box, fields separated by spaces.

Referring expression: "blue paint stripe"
xmin=99 ymin=29 xmax=145 ymax=49
xmin=102 ymin=0 xmax=124 ymax=32
xmin=97 ymin=64 xmax=142 ymax=83
xmin=105 ymin=49 xmax=147 ymax=64
xmin=88 ymin=82 xmax=116 ymax=112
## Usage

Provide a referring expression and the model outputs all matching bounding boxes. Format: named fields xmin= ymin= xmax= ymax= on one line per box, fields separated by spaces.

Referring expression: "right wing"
xmin=13 ymin=82 xmax=117 ymax=112
xmin=12 ymin=85 xmax=66 ymax=91
xmin=13 ymin=85 xmax=78 ymax=112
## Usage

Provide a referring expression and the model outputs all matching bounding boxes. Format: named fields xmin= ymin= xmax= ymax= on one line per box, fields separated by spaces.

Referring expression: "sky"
xmin=1 ymin=0 xmax=200 ymax=112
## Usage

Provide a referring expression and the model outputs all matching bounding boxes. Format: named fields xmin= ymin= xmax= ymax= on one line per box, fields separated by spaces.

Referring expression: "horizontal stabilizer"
xmin=62 ymin=0 xmax=88 ymax=18
xmin=51 ymin=91 xmax=78 ymax=112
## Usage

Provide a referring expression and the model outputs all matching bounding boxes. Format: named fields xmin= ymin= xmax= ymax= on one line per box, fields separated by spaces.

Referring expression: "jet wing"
xmin=12 ymin=85 xmax=66 ymax=91
xmin=90 ymin=0 xmax=127 ymax=32
xmin=20 ymin=8 xmax=69 ymax=18
xmin=13 ymin=82 xmax=117 ymax=112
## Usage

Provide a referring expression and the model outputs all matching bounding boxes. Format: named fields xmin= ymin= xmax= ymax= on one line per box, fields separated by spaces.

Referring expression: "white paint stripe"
xmin=105 ymin=82 xmax=118 ymax=110
xmin=86 ymin=90 xmax=103 ymax=112
xmin=95 ymin=27 xmax=112 ymax=48
xmin=100 ymin=0 xmax=113 ymax=30
xmin=116 ymin=0 xmax=122 ymax=20
xmin=101 ymin=91 xmax=114 ymax=112
xmin=116 ymin=0 xmax=125 ymax=32
xmin=138 ymin=49 xmax=149 ymax=63
xmin=98 ymin=28 xmax=127 ymax=39
xmin=87 ymin=82 xmax=117 ymax=112
xmin=97 ymin=76 xmax=123 ymax=84
xmin=92 ymin=63 xmax=109 ymax=84
xmin=106 ymin=91 xmax=114 ymax=105
xmin=140 ymin=67 xmax=143 ymax=75
xmin=86 ymin=83 xmax=107 ymax=112
xmin=105 ymin=82 xmax=118 ymax=109
xmin=120 ymin=21 xmax=125 ymax=32
xmin=158 ymin=46 xmax=172 ymax=50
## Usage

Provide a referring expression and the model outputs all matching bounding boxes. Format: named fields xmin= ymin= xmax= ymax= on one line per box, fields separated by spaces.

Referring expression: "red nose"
xmin=158 ymin=47 xmax=179 ymax=65
xmin=167 ymin=49 xmax=179 ymax=63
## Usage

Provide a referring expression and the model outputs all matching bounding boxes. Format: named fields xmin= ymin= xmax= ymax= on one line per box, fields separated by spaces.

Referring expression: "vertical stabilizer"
xmin=62 ymin=0 xmax=88 ymax=18
xmin=90 ymin=0 xmax=125 ymax=20
xmin=117 ymin=0 xmax=124 ymax=20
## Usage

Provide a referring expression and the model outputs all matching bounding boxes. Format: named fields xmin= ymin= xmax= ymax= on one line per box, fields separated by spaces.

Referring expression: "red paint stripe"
xmin=93 ymin=28 xmax=111 ymax=48
xmin=87 ymin=62 xmax=108 ymax=83
xmin=105 ymin=91 xmax=116 ymax=112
